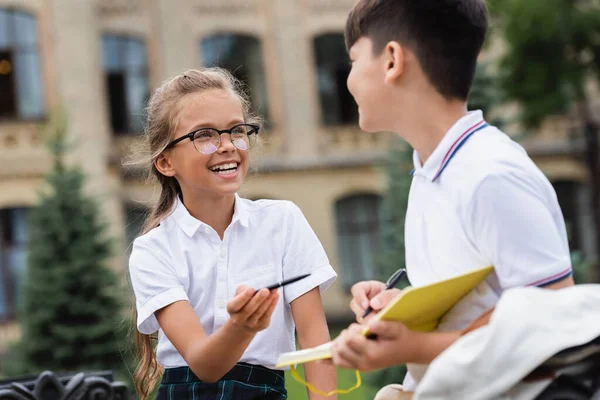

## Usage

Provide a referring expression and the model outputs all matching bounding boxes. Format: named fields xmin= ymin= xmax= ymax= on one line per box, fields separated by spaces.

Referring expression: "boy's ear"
xmin=154 ymin=153 xmax=176 ymax=177
xmin=383 ymin=41 xmax=404 ymax=83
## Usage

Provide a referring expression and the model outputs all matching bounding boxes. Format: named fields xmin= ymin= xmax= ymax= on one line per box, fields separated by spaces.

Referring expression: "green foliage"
xmin=8 ymin=114 xmax=125 ymax=376
xmin=376 ymin=138 xmax=413 ymax=282
xmin=469 ymin=61 xmax=512 ymax=130
xmin=571 ymin=250 xmax=595 ymax=284
xmin=487 ymin=0 xmax=600 ymax=128
xmin=1 ymin=341 xmax=30 ymax=378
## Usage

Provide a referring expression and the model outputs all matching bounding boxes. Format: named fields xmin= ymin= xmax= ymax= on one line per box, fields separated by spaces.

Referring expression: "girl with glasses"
xmin=128 ymin=68 xmax=337 ymax=400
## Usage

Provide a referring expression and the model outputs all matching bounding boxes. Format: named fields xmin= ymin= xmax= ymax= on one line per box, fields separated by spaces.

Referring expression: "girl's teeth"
xmin=211 ymin=163 xmax=238 ymax=171
xmin=215 ymin=167 xmax=237 ymax=174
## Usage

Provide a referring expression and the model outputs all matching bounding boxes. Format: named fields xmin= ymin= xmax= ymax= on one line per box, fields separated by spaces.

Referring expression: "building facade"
xmin=0 ymin=0 xmax=597 ymax=351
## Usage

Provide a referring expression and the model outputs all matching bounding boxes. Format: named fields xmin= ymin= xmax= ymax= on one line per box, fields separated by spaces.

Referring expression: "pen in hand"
xmin=258 ymin=273 xmax=311 ymax=292
xmin=361 ymin=268 xmax=407 ymax=319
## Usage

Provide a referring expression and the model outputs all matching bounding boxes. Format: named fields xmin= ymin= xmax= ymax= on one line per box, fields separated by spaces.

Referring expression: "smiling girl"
xmin=128 ymin=68 xmax=337 ymax=400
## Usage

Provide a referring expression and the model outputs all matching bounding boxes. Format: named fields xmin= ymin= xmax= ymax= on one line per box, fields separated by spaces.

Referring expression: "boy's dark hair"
xmin=345 ymin=0 xmax=488 ymax=101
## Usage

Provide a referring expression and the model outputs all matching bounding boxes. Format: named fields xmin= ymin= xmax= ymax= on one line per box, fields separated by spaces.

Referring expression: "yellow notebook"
xmin=275 ymin=265 xmax=494 ymax=368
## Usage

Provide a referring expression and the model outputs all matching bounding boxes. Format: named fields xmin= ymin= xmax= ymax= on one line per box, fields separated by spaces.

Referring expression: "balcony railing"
xmin=0 ymin=122 xmax=50 ymax=179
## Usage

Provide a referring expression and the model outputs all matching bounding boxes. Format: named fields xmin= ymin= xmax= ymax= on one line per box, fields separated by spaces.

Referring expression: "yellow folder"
xmin=275 ymin=265 xmax=494 ymax=368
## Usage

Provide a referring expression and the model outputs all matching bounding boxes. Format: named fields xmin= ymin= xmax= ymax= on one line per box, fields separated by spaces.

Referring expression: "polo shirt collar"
xmin=171 ymin=193 xmax=249 ymax=237
xmin=412 ymin=110 xmax=488 ymax=182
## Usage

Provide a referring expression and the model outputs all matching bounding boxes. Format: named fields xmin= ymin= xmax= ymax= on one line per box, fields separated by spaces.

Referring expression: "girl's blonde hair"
xmin=127 ymin=68 xmax=261 ymax=400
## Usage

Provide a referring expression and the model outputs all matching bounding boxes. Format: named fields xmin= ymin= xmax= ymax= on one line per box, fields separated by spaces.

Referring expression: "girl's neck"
xmin=181 ymin=192 xmax=236 ymax=239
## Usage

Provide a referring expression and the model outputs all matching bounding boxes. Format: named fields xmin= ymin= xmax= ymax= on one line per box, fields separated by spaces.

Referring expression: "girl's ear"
xmin=383 ymin=41 xmax=404 ymax=84
xmin=154 ymin=153 xmax=176 ymax=177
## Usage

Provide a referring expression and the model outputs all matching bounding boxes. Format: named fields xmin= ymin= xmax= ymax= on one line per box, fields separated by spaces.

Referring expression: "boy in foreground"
xmin=330 ymin=1 xmax=574 ymax=398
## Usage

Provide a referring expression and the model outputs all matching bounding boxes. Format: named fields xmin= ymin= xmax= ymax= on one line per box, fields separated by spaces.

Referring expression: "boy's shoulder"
xmin=450 ymin=126 xmax=549 ymax=190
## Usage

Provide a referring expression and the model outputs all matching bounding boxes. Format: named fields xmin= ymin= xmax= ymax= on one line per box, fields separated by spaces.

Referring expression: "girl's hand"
xmin=227 ymin=285 xmax=279 ymax=333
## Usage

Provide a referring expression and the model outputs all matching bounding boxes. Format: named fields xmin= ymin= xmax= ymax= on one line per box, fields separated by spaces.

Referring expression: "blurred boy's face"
xmin=347 ymin=37 xmax=394 ymax=133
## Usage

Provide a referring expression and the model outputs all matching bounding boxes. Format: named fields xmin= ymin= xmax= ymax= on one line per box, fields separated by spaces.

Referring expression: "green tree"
xmin=377 ymin=139 xmax=412 ymax=282
xmin=487 ymin=0 xmax=600 ymax=280
xmin=367 ymin=138 xmax=413 ymax=388
xmin=15 ymin=115 xmax=123 ymax=374
xmin=469 ymin=61 xmax=506 ymax=128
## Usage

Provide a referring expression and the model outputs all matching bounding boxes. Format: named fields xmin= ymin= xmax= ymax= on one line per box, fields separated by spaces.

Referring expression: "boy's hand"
xmin=349 ymin=281 xmax=385 ymax=320
xmin=227 ymin=285 xmax=279 ymax=333
xmin=330 ymin=320 xmax=418 ymax=371
xmin=350 ymin=281 xmax=402 ymax=322
xmin=368 ymin=288 xmax=403 ymax=313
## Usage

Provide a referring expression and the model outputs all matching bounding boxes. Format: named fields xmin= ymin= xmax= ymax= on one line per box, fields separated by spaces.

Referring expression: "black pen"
xmin=260 ymin=273 xmax=311 ymax=291
xmin=361 ymin=268 xmax=407 ymax=319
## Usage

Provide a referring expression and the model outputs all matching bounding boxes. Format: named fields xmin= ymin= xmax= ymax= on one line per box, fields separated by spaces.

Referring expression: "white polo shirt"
xmin=128 ymin=195 xmax=337 ymax=369
xmin=402 ymin=110 xmax=572 ymax=390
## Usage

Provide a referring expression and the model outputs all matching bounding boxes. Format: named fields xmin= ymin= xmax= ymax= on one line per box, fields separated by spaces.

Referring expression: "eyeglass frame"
xmin=164 ymin=123 xmax=260 ymax=153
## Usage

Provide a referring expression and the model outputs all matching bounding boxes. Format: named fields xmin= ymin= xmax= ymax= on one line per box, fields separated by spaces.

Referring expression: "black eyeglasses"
xmin=165 ymin=123 xmax=260 ymax=155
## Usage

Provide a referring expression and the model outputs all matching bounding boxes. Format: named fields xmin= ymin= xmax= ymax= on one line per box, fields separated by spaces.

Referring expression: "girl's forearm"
xmin=299 ymin=332 xmax=338 ymax=400
xmin=303 ymin=358 xmax=338 ymax=400
xmin=291 ymin=288 xmax=338 ymax=399
xmin=186 ymin=319 xmax=256 ymax=382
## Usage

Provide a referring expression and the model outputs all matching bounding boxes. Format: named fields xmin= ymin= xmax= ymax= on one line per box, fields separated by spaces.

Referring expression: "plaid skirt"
xmin=156 ymin=363 xmax=287 ymax=400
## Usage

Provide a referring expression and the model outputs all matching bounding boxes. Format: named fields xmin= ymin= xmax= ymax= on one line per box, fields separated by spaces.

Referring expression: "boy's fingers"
xmin=370 ymin=288 xmax=402 ymax=310
xmin=350 ymin=282 xmax=372 ymax=310
xmin=367 ymin=320 xmax=404 ymax=339
xmin=344 ymin=332 xmax=368 ymax=353
xmin=331 ymin=339 xmax=363 ymax=369
xmin=348 ymin=323 xmax=365 ymax=334
xmin=349 ymin=299 xmax=366 ymax=321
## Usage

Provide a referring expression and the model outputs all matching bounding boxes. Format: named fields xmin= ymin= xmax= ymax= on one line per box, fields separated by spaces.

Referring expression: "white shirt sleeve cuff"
xmin=284 ymin=264 xmax=337 ymax=304
xmin=137 ymin=286 xmax=189 ymax=334
xmin=501 ymin=260 xmax=572 ymax=289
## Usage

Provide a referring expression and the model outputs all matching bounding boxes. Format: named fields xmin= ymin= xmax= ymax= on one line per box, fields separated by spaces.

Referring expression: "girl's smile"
xmin=208 ymin=160 xmax=241 ymax=179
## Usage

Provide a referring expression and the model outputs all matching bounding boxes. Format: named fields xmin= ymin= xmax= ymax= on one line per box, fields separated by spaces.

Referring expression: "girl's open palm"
xmin=227 ymin=285 xmax=279 ymax=333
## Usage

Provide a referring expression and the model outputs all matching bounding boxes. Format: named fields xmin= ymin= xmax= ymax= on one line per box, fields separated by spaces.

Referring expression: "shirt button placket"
xmin=215 ymin=245 xmax=229 ymax=327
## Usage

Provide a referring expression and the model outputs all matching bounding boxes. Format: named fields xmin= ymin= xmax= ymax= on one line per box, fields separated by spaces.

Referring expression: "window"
xmin=201 ymin=34 xmax=270 ymax=124
xmin=313 ymin=33 xmax=357 ymax=126
xmin=0 ymin=8 xmax=44 ymax=119
xmin=102 ymin=35 xmax=149 ymax=134
xmin=0 ymin=208 xmax=29 ymax=321
xmin=335 ymin=194 xmax=382 ymax=289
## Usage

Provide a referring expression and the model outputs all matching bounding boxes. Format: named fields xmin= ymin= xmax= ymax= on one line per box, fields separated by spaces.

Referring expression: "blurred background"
xmin=0 ymin=0 xmax=598 ymax=398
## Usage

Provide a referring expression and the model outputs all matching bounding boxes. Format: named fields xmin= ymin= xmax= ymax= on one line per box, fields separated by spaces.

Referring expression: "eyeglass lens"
xmin=193 ymin=125 xmax=257 ymax=154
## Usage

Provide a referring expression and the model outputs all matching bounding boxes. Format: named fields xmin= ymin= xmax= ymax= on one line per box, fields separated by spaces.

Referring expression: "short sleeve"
xmin=281 ymin=202 xmax=337 ymax=303
xmin=466 ymin=172 xmax=572 ymax=288
xmin=129 ymin=237 xmax=189 ymax=334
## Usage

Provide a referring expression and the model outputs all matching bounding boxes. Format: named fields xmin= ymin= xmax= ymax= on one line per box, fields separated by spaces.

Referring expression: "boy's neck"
xmin=393 ymin=98 xmax=468 ymax=165
xmin=181 ymin=192 xmax=236 ymax=240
